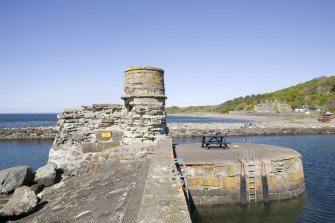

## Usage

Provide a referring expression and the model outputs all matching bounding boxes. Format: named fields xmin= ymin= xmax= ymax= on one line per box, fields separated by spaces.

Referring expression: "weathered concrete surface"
xmin=3 ymin=139 xmax=192 ymax=223
xmin=136 ymin=138 xmax=191 ymax=223
xmin=8 ymin=160 xmax=150 ymax=223
xmin=175 ymin=143 xmax=305 ymax=205
xmin=176 ymin=143 xmax=301 ymax=164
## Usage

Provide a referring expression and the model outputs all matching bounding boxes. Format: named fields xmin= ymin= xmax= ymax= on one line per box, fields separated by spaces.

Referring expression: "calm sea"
xmin=0 ymin=114 xmax=251 ymax=128
xmin=0 ymin=114 xmax=57 ymax=127
xmin=0 ymin=114 xmax=334 ymax=222
xmin=0 ymin=140 xmax=52 ymax=171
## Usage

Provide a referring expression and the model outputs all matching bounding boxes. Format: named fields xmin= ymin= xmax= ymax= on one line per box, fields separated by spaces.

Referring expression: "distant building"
xmin=294 ymin=104 xmax=321 ymax=113
xmin=254 ymin=100 xmax=291 ymax=113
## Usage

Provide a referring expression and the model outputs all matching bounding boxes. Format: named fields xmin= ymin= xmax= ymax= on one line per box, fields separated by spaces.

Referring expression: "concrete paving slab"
xmin=175 ymin=143 xmax=301 ymax=165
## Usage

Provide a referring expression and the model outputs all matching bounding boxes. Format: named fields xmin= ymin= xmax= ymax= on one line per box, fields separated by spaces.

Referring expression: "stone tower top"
xmin=122 ymin=66 xmax=167 ymax=99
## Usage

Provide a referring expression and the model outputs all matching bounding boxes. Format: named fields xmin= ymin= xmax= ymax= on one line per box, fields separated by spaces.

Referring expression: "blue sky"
xmin=0 ymin=0 xmax=334 ymax=113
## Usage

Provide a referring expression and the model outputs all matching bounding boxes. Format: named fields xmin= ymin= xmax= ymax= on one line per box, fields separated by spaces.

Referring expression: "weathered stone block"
xmin=288 ymin=168 xmax=304 ymax=182
xmin=228 ymin=164 xmax=241 ymax=176
xmin=200 ymin=196 xmax=219 ymax=205
xmin=195 ymin=166 xmax=212 ymax=176
xmin=98 ymin=123 xmax=110 ymax=128
xmin=82 ymin=141 xmax=120 ymax=153
xmin=268 ymin=192 xmax=279 ymax=201
xmin=202 ymin=177 xmax=221 ymax=188
xmin=112 ymin=130 xmax=122 ymax=141
xmin=207 ymin=188 xmax=224 ymax=196
xmin=222 ymin=176 xmax=239 ymax=189
xmin=191 ymin=197 xmax=201 ymax=205
xmin=213 ymin=166 xmax=228 ymax=176
xmin=217 ymin=195 xmax=236 ymax=204
xmin=189 ymin=189 xmax=207 ymax=197
xmin=187 ymin=177 xmax=202 ymax=187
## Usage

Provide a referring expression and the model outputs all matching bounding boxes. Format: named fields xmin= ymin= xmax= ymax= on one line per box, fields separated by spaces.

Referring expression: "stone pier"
xmin=175 ymin=143 xmax=305 ymax=206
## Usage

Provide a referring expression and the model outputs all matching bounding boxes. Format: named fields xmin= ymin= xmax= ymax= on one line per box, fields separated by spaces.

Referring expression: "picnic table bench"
xmin=201 ymin=136 xmax=228 ymax=149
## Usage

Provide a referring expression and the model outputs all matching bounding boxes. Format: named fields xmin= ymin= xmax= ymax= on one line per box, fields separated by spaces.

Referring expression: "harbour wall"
xmin=1 ymin=123 xmax=335 ymax=140
xmin=0 ymin=126 xmax=57 ymax=140
xmin=186 ymin=156 xmax=305 ymax=205
xmin=175 ymin=143 xmax=305 ymax=206
xmin=168 ymin=123 xmax=335 ymax=137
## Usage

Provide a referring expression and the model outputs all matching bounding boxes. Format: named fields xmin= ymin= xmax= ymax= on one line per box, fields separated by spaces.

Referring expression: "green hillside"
xmin=167 ymin=76 xmax=335 ymax=114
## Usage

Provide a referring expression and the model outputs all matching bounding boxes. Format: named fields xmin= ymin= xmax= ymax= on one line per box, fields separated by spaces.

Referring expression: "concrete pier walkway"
xmin=7 ymin=139 xmax=191 ymax=223
xmin=137 ymin=138 xmax=191 ymax=223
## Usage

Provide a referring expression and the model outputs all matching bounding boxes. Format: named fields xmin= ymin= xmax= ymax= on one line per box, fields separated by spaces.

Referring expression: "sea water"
xmin=0 ymin=140 xmax=52 ymax=171
xmin=0 ymin=114 xmax=57 ymax=127
xmin=0 ymin=114 xmax=250 ymax=127
xmin=1 ymin=114 xmax=335 ymax=222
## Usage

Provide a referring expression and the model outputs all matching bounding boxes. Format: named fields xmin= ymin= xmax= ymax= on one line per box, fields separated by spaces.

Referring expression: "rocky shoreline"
xmin=0 ymin=163 xmax=58 ymax=219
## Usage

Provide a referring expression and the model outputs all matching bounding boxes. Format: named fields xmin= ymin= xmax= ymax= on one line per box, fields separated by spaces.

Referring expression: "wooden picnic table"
xmin=201 ymin=136 xmax=228 ymax=149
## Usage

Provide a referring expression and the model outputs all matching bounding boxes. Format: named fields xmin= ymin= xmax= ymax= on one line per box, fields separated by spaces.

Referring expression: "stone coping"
xmin=125 ymin=66 xmax=164 ymax=73
xmin=175 ymin=143 xmax=302 ymax=165
xmin=121 ymin=94 xmax=167 ymax=99
xmin=136 ymin=138 xmax=191 ymax=223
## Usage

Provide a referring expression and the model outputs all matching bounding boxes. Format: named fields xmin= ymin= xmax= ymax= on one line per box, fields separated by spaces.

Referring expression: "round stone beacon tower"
xmin=121 ymin=66 xmax=168 ymax=144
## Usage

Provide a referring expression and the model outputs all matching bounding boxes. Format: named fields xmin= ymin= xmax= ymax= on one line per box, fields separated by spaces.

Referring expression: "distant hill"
xmin=167 ymin=76 xmax=335 ymax=114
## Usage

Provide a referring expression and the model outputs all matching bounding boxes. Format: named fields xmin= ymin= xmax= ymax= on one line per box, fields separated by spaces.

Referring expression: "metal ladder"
xmin=170 ymin=158 xmax=190 ymax=210
xmin=244 ymin=150 xmax=257 ymax=204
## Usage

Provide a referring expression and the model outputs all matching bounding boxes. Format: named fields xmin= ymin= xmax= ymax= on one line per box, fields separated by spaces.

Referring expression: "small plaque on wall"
xmin=101 ymin=132 xmax=112 ymax=138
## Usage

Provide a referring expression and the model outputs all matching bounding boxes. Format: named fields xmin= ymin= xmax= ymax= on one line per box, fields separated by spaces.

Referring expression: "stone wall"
xmin=2 ymin=124 xmax=335 ymax=140
xmin=48 ymin=67 xmax=168 ymax=172
xmin=186 ymin=155 xmax=305 ymax=205
xmin=0 ymin=126 xmax=57 ymax=140
xmin=168 ymin=123 xmax=335 ymax=137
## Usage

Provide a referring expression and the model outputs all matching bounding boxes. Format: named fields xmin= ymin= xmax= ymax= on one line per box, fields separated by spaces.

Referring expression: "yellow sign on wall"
xmin=101 ymin=132 xmax=112 ymax=138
